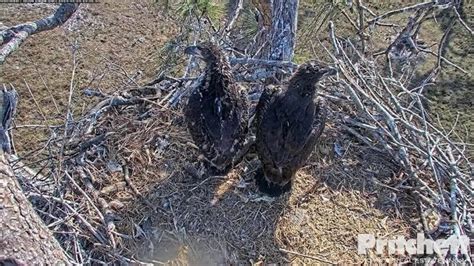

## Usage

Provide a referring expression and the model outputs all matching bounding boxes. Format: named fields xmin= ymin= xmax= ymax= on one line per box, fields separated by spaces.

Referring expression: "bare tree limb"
xmin=0 ymin=3 xmax=79 ymax=64
xmin=453 ymin=6 xmax=473 ymax=35
xmin=355 ymin=0 xmax=366 ymax=53
xmin=230 ymin=57 xmax=298 ymax=69
xmin=326 ymin=20 xmax=472 ymax=251
xmin=224 ymin=0 xmax=244 ymax=35
xmin=367 ymin=1 xmax=435 ymax=27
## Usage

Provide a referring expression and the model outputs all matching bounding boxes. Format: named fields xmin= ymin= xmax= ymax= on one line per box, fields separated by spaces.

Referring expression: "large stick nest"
xmin=14 ymin=73 xmax=414 ymax=264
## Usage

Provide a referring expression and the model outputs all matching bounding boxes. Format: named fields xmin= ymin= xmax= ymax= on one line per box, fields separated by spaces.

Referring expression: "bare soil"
xmin=1 ymin=0 xmax=178 ymax=154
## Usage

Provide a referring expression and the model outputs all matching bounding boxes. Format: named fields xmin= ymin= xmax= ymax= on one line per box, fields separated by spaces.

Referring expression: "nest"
xmin=11 ymin=69 xmax=421 ymax=264
xmin=15 ymin=56 xmax=471 ymax=263
xmin=10 ymin=1 xmax=472 ymax=263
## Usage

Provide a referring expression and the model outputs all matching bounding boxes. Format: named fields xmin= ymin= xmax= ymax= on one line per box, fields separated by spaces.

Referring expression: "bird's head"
xmin=295 ymin=60 xmax=337 ymax=83
xmin=289 ymin=60 xmax=337 ymax=95
xmin=184 ymin=43 xmax=220 ymax=64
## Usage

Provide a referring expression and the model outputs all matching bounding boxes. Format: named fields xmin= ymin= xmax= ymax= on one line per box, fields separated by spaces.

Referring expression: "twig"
xmin=367 ymin=1 xmax=435 ymax=27
xmin=24 ymin=80 xmax=49 ymax=125
xmin=64 ymin=171 xmax=104 ymax=221
xmin=223 ymin=0 xmax=244 ymax=36
xmin=453 ymin=6 xmax=473 ymax=36
xmin=123 ymin=164 xmax=156 ymax=212
xmin=38 ymin=73 xmax=60 ymax=114
xmin=418 ymin=48 xmax=468 ymax=74
xmin=326 ymin=19 xmax=472 ymax=254
xmin=279 ymin=248 xmax=335 ymax=264
xmin=339 ymin=9 xmax=359 ymax=32
xmin=59 ymin=44 xmax=78 ymax=172
xmin=355 ymin=0 xmax=366 ymax=53
xmin=230 ymin=57 xmax=298 ymax=69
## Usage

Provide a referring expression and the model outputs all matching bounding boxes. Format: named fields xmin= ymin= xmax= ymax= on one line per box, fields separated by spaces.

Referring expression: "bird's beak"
xmin=184 ymin=46 xmax=204 ymax=59
xmin=322 ymin=66 xmax=337 ymax=76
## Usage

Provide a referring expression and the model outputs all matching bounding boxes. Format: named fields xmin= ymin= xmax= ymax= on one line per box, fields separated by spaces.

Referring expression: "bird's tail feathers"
xmin=254 ymin=167 xmax=291 ymax=197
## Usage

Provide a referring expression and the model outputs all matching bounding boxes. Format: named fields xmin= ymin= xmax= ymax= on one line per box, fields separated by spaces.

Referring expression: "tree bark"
xmin=252 ymin=0 xmax=298 ymax=61
xmin=0 ymin=87 xmax=68 ymax=265
xmin=267 ymin=0 xmax=299 ymax=61
xmin=248 ymin=0 xmax=299 ymax=84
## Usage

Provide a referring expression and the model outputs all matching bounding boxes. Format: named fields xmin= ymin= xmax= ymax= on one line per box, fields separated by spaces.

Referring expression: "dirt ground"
xmin=0 ymin=1 xmax=178 ymax=154
xmin=0 ymin=1 xmax=470 ymax=264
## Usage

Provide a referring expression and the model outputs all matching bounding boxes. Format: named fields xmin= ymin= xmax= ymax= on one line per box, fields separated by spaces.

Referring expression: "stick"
xmin=0 ymin=3 xmax=79 ymax=64
xmin=367 ymin=1 xmax=434 ymax=26
xmin=279 ymin=248 xmax=335 ymax=264
xmin=355 ymin=0 xmax=366 ymax=53
xmin=453 ymin=6 xmax=473 ymax=36
xmin=224 ymin=0 xmax=244 ymax=35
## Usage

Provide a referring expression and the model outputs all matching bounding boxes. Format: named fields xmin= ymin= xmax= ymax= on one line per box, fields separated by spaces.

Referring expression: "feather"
xmin=184 ymin=44 xmax=249 ymax=174
xmin=255 ymin=61 xmax=335 ymax=196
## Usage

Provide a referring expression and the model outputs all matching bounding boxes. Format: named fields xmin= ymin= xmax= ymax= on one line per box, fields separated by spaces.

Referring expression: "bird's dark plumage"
xmin=184 ymin=43 xmax=248 ymax=174
xmin=255 ymin=61 xmax=335 ymax=196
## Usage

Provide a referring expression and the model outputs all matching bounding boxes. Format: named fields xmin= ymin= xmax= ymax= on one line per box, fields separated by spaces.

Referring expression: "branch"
xmin=453 ymin=6 xmax=473 ymax=36
xmin=373 ymin=9 xmax=423 ymax=57
xmin=326 ymin=21 xmax=473 ymax=249
xmin=0 ymin=3 xmax=79 ymax=64
xmin=0 ymin=85 xmax=18 ymax=154
xmin=355 ymin=0 xmax=366 ymax=53
xmin=367 ymin=1 xmax=435 ymax=27
xmin=224 ymin=0 xmax=244 ymax=35
xmin=229 ymin=57 xmax=298 ymax=69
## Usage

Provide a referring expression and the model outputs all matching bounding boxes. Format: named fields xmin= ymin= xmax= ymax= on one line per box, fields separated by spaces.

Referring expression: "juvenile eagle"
xmin=255 ymin=61 xmax=336 ymax=196
xmin=184 ymin=43 xmax=248 ymax=174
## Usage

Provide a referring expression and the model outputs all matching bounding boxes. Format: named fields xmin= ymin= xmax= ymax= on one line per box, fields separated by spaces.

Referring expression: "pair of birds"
xmin=184 ymin=43 xmax=336 ymax=197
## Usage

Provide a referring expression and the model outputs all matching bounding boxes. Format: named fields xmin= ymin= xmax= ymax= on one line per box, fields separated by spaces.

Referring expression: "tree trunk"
xmin=0 ymin=88 xmax=68 ymax=265
xmin=267 ymin=0 xmax=299 ymax=61
xmin=252 ymin=0 xmax=299 ymax=61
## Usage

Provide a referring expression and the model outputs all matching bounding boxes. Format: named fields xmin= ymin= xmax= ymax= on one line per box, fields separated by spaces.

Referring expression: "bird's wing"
xmin=258 ymin=93 xmax=322 ymax=169
xmin=255 ymin=85 xmax=280 ymax=130
xmin=256 ymin=86 xmax=282 ymax=166
xmin=185 ymin=87 xmax=210 ymax=149
xmin=218 ymin=88 xmax=249 ymax=150
xmin=275 ymin=96 xmax=314 ymax=165
xmin=257 ymin=90 xmax=298 ymax=167
xmin=286 ymin=97 xmax=327 ymax=166
xmin=310 ymin=97 xmax=327 ymax=142
xmin=199 ymin=85 xmax=247 ymax=152
xmin=283 ymin=97 xmax=327 ymax=161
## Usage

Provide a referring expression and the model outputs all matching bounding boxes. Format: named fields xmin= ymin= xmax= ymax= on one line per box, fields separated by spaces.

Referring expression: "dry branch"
xmin=0 ymin=3 xmax=79 ymax=64
xmin=327 ymin=19 xmax=472 ymax=260
xmin=367 ymin=1 xmax=436 ymax=27
xmin=224 ymin=0 xmax=244 ymax=35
